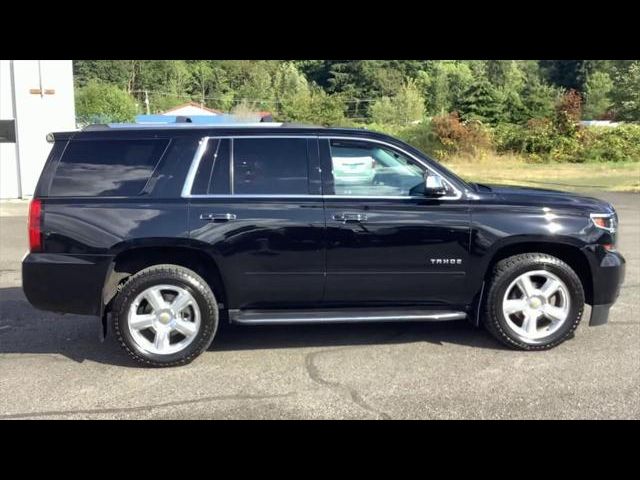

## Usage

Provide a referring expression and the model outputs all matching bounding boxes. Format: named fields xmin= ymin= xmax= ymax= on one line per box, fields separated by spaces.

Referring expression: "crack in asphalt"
xmin=305 ymin=348 xmax=391 ymax=420
xmin=303 ymin=331 xmax=409 ymax=420
xmin=0 ymin=392 xmax=294 ymax=419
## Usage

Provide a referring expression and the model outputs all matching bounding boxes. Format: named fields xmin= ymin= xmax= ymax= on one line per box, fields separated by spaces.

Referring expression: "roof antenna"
xmin=175 ymin=116 xmax=193 ymax=123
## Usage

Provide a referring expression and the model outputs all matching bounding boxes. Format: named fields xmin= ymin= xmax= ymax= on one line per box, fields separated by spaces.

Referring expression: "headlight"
xmin=591 ymin=212 xmax=618 ymax=251
xmin=590 ymin=213 xmax=617 ymax=233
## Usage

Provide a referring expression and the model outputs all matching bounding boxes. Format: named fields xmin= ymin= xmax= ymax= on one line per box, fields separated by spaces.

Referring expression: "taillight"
xmin=28 ymin=198 xmax=42 ymax=252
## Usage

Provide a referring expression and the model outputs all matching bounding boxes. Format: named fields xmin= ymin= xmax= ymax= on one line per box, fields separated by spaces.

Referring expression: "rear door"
xmin=187 ymin=135 xmax=325 ymax=310
xmin=320 ymin=137 xmax=471 ymax=308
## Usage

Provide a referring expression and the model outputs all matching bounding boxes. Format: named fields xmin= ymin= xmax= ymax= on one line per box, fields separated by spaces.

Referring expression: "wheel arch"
xmin=102 ymin=245 xmax=228 ymax=316
xmin=483 ymin=241 xmax=593 ymax=306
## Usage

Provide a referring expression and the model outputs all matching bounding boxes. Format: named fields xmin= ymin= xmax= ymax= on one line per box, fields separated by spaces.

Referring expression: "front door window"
xmin=329 ymin=139 xmax=433 ymax=197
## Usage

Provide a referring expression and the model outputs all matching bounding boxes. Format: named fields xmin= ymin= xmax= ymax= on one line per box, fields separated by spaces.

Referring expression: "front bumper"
xmin=582 ymin=246 xmax=626 ymax=326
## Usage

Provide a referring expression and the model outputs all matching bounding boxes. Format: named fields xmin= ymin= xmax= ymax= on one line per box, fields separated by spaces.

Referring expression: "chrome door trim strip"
xmin=181 ymin=134 xmax=466 ymax=200
xmin=229 ymin=310 xmax=467 ymax=325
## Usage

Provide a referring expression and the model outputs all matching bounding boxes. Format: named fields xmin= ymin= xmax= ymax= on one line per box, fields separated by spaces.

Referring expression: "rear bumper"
xmin=582 ymin=246 xmax=626 ymax=326
xmin=22 ymin=253 xmax=113 ymax=316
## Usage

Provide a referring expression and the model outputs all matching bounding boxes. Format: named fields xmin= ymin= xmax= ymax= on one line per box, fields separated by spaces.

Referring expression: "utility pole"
xmin=144 ymin=90 xmax=150 ymax=115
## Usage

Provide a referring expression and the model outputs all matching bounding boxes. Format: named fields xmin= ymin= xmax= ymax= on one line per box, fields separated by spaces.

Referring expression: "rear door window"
xmin=232 ymin=138 xmax=309 ymax=195
xmin=49 ymin=138 xmax=169 ymax=196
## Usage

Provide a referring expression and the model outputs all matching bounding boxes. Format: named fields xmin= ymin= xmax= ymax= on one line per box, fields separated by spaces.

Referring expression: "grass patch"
xmin=440 ymin=153 xmax=640 ymax=192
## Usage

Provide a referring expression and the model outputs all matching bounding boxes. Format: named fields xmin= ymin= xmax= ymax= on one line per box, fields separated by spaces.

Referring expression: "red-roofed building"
xmin=161 ymin=102 xmax=222 ymax=116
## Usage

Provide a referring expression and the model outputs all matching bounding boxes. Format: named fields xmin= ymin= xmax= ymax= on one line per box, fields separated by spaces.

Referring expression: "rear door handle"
xmin=332 ymin=213 xmax=367 ymax=223
xmin=200 ymin=213 xmax=237 ymax=222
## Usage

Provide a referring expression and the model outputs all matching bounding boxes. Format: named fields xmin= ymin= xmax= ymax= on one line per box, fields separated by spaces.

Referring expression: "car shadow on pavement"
xmin=0 ymin=286 xmax=508 ymax=368
xmin=210 ymin=320 xmax=507 ymax=353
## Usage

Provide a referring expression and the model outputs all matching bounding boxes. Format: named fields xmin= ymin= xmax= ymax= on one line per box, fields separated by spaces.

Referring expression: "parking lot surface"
xmin=0 ymin=192 xmax=638 ymax=419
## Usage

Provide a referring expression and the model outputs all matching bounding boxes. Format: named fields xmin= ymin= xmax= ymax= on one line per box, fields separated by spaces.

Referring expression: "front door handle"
xmin=332 ymin=213 xmax=367 ymax=223
xmin=200 ymin=213 xmax=237 ymax=222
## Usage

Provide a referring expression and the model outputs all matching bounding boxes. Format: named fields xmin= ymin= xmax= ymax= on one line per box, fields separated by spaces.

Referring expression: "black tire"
xmin=112 ymin=264 xmax=219 ymax=367
xmin=483 ymin=253 xmax=585 ymax=350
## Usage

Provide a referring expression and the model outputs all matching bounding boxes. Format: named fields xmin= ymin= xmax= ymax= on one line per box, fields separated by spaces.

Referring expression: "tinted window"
xmin=49 ymin=139 xmax=169 ymax=196
xmin=191 ymin=139 xmax=231 ymax=195
xmin=233 ymin=138 xmax=309 ymax=195
xmin=329 ymin=139 xmax=429 ymax=197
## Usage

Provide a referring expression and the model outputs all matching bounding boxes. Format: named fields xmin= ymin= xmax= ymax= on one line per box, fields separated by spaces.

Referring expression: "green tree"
xmin=486 ymin=60 xmax=525 ymax=91
xmin=370 ymin=79 xmax=425 ymax=125
xmin=150 ymin=93 xmax=187 ymax=113
xmin=190 ymin=61 xmax=213 ymax=106
xmin=611 ymin=61 xmax=640 ymax=121
xmin=74 ymin=60 xmax=137 ymax=90
xmin=75 ymin=81 xmax=138 ymax=123
xmin=583 ymin=71 xmax=614 ymax=119
xmin=520 ymin=77 xmax=557 ymax=121
xmin=273 ymin=62 xmax=312 ymax=122
xmin=539 ymin=60 xmax=592 ymax=91
xmin=306 ymin=87 xmax=346 ymax=126
xmin=418 ymin=61 xmax=474 ymax=116
xmin=456 ymin=79 xmax=503 ymax=124
xmin=221 ymin=60 xmax=279 ymax=110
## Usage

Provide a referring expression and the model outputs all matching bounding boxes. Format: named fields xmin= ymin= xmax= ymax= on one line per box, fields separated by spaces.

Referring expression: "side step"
xmin=229 ymin=308 xmax=467 ymax=325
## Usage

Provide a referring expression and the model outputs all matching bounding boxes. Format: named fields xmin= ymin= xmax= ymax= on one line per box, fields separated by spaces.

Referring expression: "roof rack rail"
xmin=80 ymin=121 xmax=327 ymax=131
xmin=280 ymin=122 xmax=323 ymax=128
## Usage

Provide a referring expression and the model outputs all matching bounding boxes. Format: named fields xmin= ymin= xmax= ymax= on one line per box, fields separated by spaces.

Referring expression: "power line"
xmin=130 ymin=89 xmax=380 ymax=105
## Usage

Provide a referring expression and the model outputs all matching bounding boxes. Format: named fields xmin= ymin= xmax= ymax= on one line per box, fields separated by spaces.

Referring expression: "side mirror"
xmin=424 ymin=174 xmax=447 ymax=197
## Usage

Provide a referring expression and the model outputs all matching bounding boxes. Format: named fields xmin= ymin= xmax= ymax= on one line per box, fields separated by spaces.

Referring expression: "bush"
xmin=494 ymin=119 xmax=556 ymax=155
xmin=395 ymin=121 xmax=442 ymax=155
xmin=581 ymin=125 xmax=640 ymax=162
xmin=75 ymin=81 xmax=138 ymax=124
xmin=494 ymin=119 xmax=640 ymax=163
xmin=554 ymin=89 xmax=582 ymax=135
xmin=364 ymin=115 xmax=640 ymax=164
xmin=430 ymin=113 xmax=492 ymax=154
xmin=493 ymin=119 xmax=583 ymax=162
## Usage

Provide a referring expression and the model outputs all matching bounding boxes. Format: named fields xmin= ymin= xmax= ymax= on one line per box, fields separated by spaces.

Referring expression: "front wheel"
xmin=112 ymin=264 xmax=219 ymax=367
xmin=483 ymin=253 xmax=585 ymax=350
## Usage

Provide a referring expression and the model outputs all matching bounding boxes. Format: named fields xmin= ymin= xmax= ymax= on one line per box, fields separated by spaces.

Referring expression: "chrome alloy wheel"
xmin=127 ymin=284 xmax=201 ymax=355
xmin=502 ymin=270 xmax=571 ymax=341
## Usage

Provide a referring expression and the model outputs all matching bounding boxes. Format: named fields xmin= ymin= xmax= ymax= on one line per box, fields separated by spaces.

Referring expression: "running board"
xmin=229 ymin=309 xmax=467 ymax=325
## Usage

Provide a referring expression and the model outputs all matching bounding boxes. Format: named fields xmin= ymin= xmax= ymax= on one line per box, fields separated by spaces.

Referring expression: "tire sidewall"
xmin=490 ymin=258 xmax=584 ymax=348
xmin=114 ymin=268 xmax=218 ymax=365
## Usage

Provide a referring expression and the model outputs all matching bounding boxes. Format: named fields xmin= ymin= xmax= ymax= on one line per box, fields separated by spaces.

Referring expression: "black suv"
xmin=23 ymin=123 xmax=625 ymax=367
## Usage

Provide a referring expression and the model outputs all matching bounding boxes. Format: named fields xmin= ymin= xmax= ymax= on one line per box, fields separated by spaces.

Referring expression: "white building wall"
xmin=0 ymin=60 xmax=76 ymax=199
xmin=0 ymin=60 xmax=20 ymax=199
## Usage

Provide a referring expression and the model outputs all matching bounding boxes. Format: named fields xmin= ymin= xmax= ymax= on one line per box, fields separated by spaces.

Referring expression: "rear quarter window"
xmin=48 ymin=138 xmax=169 ymax=197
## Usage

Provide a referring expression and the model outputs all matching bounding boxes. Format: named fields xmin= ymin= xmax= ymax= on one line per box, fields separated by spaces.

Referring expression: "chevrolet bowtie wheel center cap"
xmin=528 ymin=297 xmax=543 ymax=309
xmin=158 ymin=311 xmax=173 ymax=324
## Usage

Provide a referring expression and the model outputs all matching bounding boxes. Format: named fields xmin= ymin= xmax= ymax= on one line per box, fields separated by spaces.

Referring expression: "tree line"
xmin=74 ymin=60 xmax=640 ymax=125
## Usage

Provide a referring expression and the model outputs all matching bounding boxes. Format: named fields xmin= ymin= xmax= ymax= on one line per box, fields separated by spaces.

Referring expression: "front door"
xmin=188 ymin=136 xmax=325 ymax=310
xmin=320 ymin=138 xmax=471 ymax=308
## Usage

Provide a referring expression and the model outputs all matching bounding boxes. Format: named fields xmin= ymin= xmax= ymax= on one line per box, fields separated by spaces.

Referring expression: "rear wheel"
xmin=113 ymin=264 xmax=218 ymax=367
xmin=483 ymin=253 xmax=585 ymax=350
